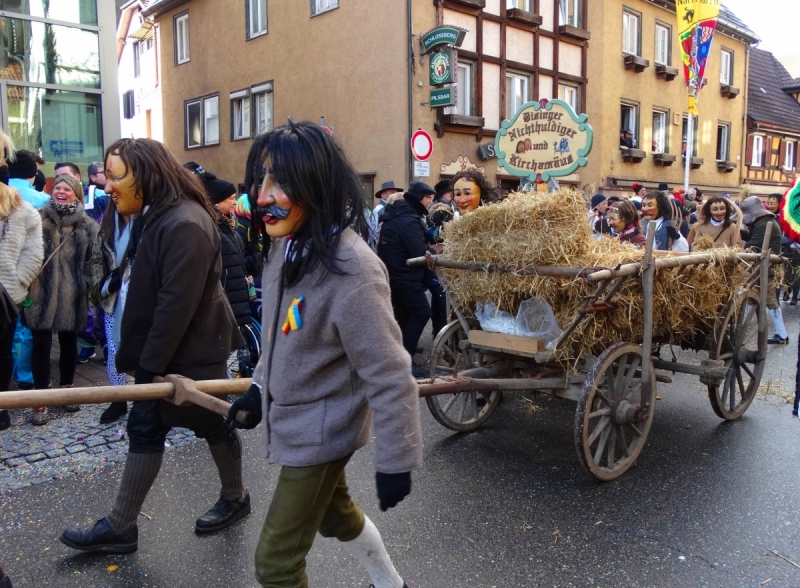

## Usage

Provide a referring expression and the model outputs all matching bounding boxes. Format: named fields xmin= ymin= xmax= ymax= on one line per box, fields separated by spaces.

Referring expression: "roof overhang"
xmin=129 ymin=21 xmax=155 ymax=41
xmin=141 ymin=0 xmax=191 ymax=18
xmin=750 ymin=119 xmax=800 ymax=138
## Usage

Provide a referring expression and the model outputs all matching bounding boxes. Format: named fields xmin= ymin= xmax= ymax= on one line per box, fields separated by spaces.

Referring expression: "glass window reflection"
xmin=0 ymin=0 xmax=98 ymax=26
xmin=0 ymin=16 xmax=100 ymax=88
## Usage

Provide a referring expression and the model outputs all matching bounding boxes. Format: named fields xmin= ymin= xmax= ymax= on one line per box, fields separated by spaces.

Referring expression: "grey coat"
xmin=253 ymin=228 xmax=423 ymax=473
xmin=23 ymin=201 xmax=98 ymax=332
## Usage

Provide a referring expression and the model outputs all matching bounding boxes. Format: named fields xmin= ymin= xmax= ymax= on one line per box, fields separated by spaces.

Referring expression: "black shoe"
xmin=195 ymin=492 xmax=251 ymax=534
xmin=99 ymin=402 xmax=128 ymax=424
xmin=783 ymin=291 xmax=790 ymax=301
xmin=792 ymin=409 xmax=798 ymax=417
xmin=791 ymin=300 xmax=798 ymax=306
xmin=0 ymin=564 xmax=11 ymax=588
xmin=767 ymin=335 xmax=790 ymax=345
xmin=59 ymin=518 xmax=138 ymax=554
xmin=0 ymin=410 xmax=9 ymax=431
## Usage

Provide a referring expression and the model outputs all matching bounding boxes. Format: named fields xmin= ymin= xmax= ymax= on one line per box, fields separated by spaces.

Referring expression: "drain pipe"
xmin=406 ymin=0 xmax=414 ymax=185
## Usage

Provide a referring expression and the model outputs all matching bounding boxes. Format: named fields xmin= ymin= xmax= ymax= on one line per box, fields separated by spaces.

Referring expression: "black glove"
xmin=226 ymin=384 xmax=262 ymax=430
xmin=666 ymin=225 xmax=682 ymax=242
xmin=104 ymin=268 xmax=122 ymax=295
xmin=376 ymin=471 xmax=411 ymax=512
xmin=135 ymin=366 xmax=158 ymax=385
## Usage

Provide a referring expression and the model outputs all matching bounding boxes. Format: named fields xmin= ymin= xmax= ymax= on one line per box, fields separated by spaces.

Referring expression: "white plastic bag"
xmin=476 ymin=297 xmax=561 ymax=348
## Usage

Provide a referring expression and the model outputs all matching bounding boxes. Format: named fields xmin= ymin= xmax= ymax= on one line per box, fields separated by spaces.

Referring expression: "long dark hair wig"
xmin=243 ymin=120 xmax=368 ymax=288
xmin=700 ymin=196 xmax=733 ymax=231
xmin=98 ymin=197 xmax=128 ymax=249
xmin=103 ymin=139 xmax=215 ymax=226
xmin=645 ymin=191 xmax=674 ymax=221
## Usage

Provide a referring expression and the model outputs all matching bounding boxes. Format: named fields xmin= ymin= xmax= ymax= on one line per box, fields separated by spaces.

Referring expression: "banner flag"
xmin=676 ymin=0 xmax=721 ymax=114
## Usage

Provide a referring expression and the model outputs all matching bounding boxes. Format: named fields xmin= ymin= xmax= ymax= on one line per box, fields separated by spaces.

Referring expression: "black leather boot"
xmin=60 ymin=518 xmax=138 ymax=553
xmin=99 ymin=402 xmax=128 ymax=424
xmin=195 ymin=492 xmax=251 ymax=534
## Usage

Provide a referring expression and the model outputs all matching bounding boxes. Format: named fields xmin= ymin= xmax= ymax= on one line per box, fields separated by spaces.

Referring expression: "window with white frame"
xmin=621 ymin=103 xmax=638 ymax=148
xmin=681 ymin=114 xmax=699 ymax=156
xmin=785 ymin=141 xmax=796 ymax=170
xmin=622 ymin=11 xmax=640 ymax=56
xmin=185 ymin=94 xmax=218 ymax=148
xmin=248 ymin=0 xmax=267 ymax=39
xmin=253 ymin=82 xmax=274 ymax=135
xmin=560 ymin=0 xmax=580 ymax=27
xmin=446 ymin=62 xmax=473 ymax=116
xmin=652 ymin=110 xmax=667 ymax=153
xmin=311 ymin=0 xmax=338 ymax=16
xmin=751 ymin=135 xmax=764 ymax=166
xmin=716 ymin=123 xmax=730 ymax=161
xmin=133 ymin=41 xmax=141 ymax=77
xmin=507 ymin=0 xmax=532 ymax=10
xmin=720 ymin=49 xmax=733 ymax=85
xmin=655 ymin=24 xmax=670 ymax=65
xmin=558 ymin=84 xmax=578 ymax=112
xmin=231 ymin=91 xmax=251 ymax=140
xmin=507 ymin=72 xmax=530 ymax=118
xmin=174 ymin=12 xmax=190 ymax=64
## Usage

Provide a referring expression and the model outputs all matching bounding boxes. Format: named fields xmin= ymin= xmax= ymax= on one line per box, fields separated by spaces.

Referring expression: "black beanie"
xmin=7 ymin=151 xmax=38 ymax=180
xmin=405 ymin=181 xmax=435 ymax=202
xmin=434 ymin=179 xmax=452 ymax=198
xmin=205 ymin=178 xmax=236 ymax=204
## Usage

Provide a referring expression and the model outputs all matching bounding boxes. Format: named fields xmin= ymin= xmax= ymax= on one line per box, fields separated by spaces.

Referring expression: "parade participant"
xmin=630 ymin=182 xmax=646 ymax=204
xmin=23 ymin=175 xmax=98 ymax=424
xmin=378 ymin=181 xmax=435 ymax=377
xmin=232 ymin=120 xmax=422 ymax=588
xmin=589 ymin=194 xmax=611 ymax=235
xmin=766 ymin=193 xmax=782 ymax=217
xmin=367 ymin=181 xmax=403 ymax=251
xmin=741 ymin=196 xmax=787 ymax=345
xmin=90 ymin=199 xmax=132 ymax=424
xmin=60 ymin=138 xmax=246 ymax=554
xmin=452 ymin=168 xmax=498 ymax=215
xmin=234 ymin=193 xmax=263 ymax=278
xmin=777 ymin=178 xmax=800 ymax=415
xmin=687 ymin=196 xmax=741 ymax=249
xmin=433 ymin=178 xmax=454 ymax=206
xmin=640 ymin=191 xmax=689 ymax=251
xmin=0 ymin=138 xmax=43 ymax=432
xmin=6 ymin=151 xmax=47 ymax=210
xmin=609 ymin=200 xmax=646 ymax=247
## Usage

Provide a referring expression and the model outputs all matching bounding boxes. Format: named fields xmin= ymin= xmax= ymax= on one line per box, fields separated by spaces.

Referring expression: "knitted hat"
xmin=52 ymin=174 xmax=84 ymax=201
xmin=434 ymin=179 xmax=453 ymax=199
xmin=7 ymin=151 xmax=37 ymax=179
xmin=205 ymin=178 xmax=236 ymax=205
xmin=631 ymin=183 xmax=645 ymax=195
xmin=740 ymin=196 xmax=772 ymax=225
xmin=590 ymin=194 xmax=607 ymax=210
xmin=405 ymin=181 xmax=435 ymax=202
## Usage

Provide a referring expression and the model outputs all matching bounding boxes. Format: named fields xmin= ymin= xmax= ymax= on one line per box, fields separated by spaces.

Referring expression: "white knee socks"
xmin=769 ymin=308 xmax=788 ymax=338
xmin=343 ymin=515 xmax=404 ymax=588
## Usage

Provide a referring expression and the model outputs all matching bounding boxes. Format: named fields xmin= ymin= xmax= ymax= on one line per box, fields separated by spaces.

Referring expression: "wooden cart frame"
xmin=410 ymin=222 xmax=784 ymax=481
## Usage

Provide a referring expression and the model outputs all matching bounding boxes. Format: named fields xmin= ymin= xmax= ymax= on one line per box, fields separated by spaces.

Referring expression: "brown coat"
xmin=687 ymin=221 xmax=741 ymax=249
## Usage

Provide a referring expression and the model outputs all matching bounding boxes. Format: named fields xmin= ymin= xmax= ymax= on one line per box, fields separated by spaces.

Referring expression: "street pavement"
xmin=2 ymin=306 xmax=800 ymax=587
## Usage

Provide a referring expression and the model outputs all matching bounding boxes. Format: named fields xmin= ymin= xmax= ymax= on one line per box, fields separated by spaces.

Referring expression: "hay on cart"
xmin=440 ymin=189 xmax=751 ymax=357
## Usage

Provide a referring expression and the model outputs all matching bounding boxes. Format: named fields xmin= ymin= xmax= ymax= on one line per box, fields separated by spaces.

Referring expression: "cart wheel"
xmin=708 ymin=290 xmax=764 ymax=420
xmin=426 ymin=320 xmax=502 ymax=433
xmin=575 ymin=343 xmax=656 ymax=481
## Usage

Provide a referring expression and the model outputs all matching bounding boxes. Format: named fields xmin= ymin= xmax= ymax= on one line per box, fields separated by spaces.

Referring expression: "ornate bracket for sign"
xmin=494 ymin=98 xmax=593 ymax=183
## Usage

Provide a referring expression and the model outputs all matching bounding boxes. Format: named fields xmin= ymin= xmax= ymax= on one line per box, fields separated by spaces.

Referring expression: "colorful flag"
xmin=676 ymin=0 xmax=721 ymax=114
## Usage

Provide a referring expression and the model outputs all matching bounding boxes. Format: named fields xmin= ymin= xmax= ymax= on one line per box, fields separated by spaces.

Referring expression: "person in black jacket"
xmin=60 ymin=139 xmax=247 ymax=555
xmin=378 ymin=181 xmax=435 ymax=376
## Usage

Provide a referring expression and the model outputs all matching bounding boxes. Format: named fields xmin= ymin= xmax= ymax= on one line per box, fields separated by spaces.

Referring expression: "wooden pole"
xmin=758 ymin=221 xmax=773 ymax=358
xmin=406 ymin=255 xmax=598 ymax=278
xmin=0 ymin=378 xmax=251 ymax=411
xmin=640 ymin=221 xmax=657 ymax=402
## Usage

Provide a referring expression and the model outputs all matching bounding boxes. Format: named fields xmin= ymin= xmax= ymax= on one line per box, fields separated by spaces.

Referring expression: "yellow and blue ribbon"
xmin=282 ymin=295 xmax=304 ymax=334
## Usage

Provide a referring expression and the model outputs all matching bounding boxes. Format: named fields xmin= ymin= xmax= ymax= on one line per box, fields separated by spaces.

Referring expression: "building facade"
xmin=741 ymin=48 xmax=800 ymax=198
xmin=0 ymin=0 xmax=120 ymax=177
xmin=143 ymin=0 xmax=589 ymax=197
xmin=583 ymin=0 xmax=757 ymax=198
xmin=118 ymin=0 xmax=163 ymax=141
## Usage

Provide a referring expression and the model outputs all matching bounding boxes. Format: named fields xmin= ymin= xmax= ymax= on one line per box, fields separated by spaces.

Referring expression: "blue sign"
xmin=49 ymin=140 xmax=84 ymax=155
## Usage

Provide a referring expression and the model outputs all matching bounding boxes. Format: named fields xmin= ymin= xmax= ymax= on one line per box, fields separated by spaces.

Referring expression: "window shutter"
xmin=764 ymin=135 xmax=772 ymax=167
xmin=746 ymin=135 xmax=754 ymax=164
xmin=780 ymin=139 xmax=788 ymax=167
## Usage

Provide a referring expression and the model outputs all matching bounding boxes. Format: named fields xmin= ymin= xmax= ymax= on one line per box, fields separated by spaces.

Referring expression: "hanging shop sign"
xmin=429 ymin=50 xmax=456 ymax=86
xmin=419 ymin=25 xmax=468 ymax=54
xmin=430 ymin=86 xmax=455 ymax=108
xmin=411 ymin=129 xmax=434 ymax=162
xmin=494 ymin=98 xmax=593 ymax=182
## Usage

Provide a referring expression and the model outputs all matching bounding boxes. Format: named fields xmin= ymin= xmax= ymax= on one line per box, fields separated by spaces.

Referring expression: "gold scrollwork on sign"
xmin=439 ymin=156 xmax=486 ymax=176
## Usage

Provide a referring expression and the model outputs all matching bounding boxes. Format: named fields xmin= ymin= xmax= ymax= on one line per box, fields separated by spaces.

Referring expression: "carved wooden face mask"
xmin=453 ymin=178 xmax=481 ymax=213
xmin=641 ymin=197 xmax=659 ymax=221
xmin=257 ymin=172 xmax=309 ymax=238
xmin=104 ymin=153 xmax=143 ymax=215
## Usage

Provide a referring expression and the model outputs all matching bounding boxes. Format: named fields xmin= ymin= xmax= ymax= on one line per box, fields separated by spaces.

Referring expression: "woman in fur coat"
xmin=23 ymin=175 xmax=98 ymax=425
xmin=0 ymin=160 xmax=44 ymax=431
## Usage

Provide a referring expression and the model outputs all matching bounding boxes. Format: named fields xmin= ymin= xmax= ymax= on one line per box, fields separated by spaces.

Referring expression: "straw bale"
xmin=440 ymin=189 xmax=751 ymax=357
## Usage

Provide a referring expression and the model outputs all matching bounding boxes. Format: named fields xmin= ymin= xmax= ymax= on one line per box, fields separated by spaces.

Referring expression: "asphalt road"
xmin=2 ymin=309 xmax=800 ymax=588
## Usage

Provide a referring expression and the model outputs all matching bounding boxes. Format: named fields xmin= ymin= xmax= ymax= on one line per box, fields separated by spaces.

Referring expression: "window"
xmin=174 ymin=12 xmax=190 ymax=64
xmin=446 ymin=62 xmax=474 ymax=116
xmin=560 ymin=0 xmax=581 ymax=27
xmin=122 ymin=90 xmax=135 ymax=120
xmin=558 ymin=84 xmax=578 ymax=112
xmin=720 ymin=49 xmax=733 ymax=85
xmin=622 ymin=11 xmax=640 ymax=56
xmin=253 ymin=82 xmax=274 ymax=135
xmin=185 ymin=94 xmax=219 ymax=148
xmin=620 ymin=103 xmax=638 ymax=148
xmin=506 ymin=72 xmax=530 ymax=118
xmin=655 ymin=24 xmax=670 ymax=65
xmin=652 ymin=110 xmax=667 ymax=153
xmin=0 ymin=0 xmax=98 ymax=26
xmin=681 ymin=115 xmax=699 ymax=157
xmin=507 ymin=0 xmax=532 ymax=11
xmin=133 ymin=41 xmax=142 ymax=77
xmin=231 ymin=91 xmax=251 ymax=140
xmin=716 ymin=123 xmax=730 ymax=161
xmin=311 ymin=0 xmax=338 ymax=16
xmin=247 ymin=0 xmax=268 ymax=39
xmin=751 ymin=135 xmax=764 ymax=166
xmin=785 ymin=141 xmax=797 ymax=170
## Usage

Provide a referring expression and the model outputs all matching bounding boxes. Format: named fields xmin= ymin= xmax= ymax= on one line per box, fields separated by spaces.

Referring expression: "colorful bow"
xmin=282 ymin=296 xmax=305 ymax=334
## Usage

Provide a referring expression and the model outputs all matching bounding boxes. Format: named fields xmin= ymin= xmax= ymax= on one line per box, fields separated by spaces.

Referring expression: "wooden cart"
xmin=409 ymin=222 xmax=784 ymax=481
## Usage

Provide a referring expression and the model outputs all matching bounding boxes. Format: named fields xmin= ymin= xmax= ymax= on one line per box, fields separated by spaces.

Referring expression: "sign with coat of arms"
xmin=429 ymin=50 xmax=456 ymax=86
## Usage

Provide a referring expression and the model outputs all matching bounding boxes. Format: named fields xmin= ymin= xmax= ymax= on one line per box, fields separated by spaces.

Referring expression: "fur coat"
xmin=0 ymin=200 xmax=44 ymax=304
xmin=23 ymin=201 xmax=98 ymax=332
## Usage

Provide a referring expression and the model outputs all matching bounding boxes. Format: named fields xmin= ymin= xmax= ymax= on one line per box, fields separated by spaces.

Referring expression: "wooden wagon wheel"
xmin=575 ymin=343 xmax=656 ymax=481
xmin=707 ymin=290 xmax=765 ymax=420
xmin=425 ymin=320 xmax=502 ymax=432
